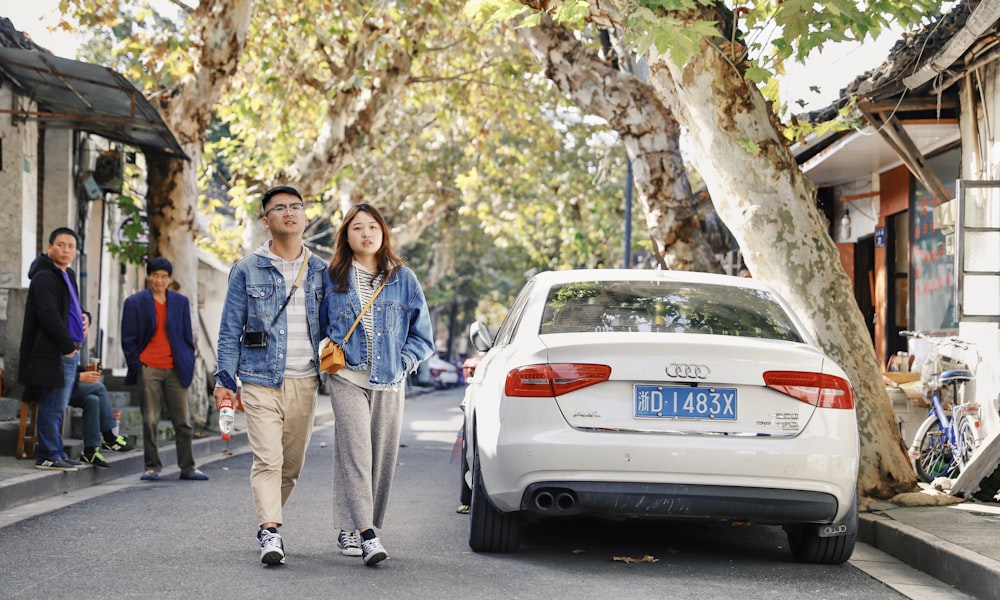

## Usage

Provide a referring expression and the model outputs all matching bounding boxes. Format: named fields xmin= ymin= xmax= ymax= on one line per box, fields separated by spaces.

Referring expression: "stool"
xmin=16 ymin=401 xmax=39 ymax=460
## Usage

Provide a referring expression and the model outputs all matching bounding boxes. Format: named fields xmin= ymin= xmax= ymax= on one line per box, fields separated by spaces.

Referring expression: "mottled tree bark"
xmin=518 ymin=16 xmax=721 ymax=272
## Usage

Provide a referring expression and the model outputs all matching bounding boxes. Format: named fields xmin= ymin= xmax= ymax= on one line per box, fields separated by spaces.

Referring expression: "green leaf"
xmin=745 ymin=65 xmax=770 ymax=84
xmin=738 ymin=139 xmax=762 ymax=155
xmin=554 ymin=0 xmax=590 ymax=25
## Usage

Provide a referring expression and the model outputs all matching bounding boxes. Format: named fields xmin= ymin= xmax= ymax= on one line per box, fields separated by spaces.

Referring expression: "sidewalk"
xmin=859 ymin=498 xmax=1000 ymax=599
xmin=1 ymin=389 xmax=998 ymax=599
xmin=0 ymin=391 xmax=336 ymax=515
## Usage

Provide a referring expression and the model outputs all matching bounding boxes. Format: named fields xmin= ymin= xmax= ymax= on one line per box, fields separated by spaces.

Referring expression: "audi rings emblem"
xmin=665 ymin=363 xmax=710 ymax=379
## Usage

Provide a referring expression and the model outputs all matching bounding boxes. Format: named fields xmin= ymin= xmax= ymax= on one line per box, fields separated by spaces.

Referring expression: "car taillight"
xmin=505 ymin=363 xmax=612 ymax=397
xmin=763 ymin=371 xmax=854 ymax=409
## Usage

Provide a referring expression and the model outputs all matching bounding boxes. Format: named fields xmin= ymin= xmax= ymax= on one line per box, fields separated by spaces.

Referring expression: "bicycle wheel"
xmin=914 ymin=416 xmax=952 ymax=483
xmin=955 ymin=416 xmax=982 ymax=472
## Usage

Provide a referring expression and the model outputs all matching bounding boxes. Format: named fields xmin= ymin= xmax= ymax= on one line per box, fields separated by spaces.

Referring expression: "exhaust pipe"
xmin=534 ymin=491 xmax=555 ymax=510
xmin=556 ymin=492 xmax=576 ymax=510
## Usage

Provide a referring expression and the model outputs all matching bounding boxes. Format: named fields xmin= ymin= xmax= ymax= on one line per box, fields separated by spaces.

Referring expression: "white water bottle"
xmin=219 ymin=399 xmax=235 ymax=440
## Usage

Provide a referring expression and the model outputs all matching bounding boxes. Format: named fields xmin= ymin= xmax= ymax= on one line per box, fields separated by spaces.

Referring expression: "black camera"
xmin=244 ymin=332 xmax=268 ymax=348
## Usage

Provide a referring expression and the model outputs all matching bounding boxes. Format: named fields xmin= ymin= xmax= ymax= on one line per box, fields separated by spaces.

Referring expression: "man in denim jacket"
xmin=214 ymin=185 xmax=330 ymax=566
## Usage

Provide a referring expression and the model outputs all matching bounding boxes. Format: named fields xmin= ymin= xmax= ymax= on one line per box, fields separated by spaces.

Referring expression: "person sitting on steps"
xmin=72 ymin=311 xmax=134 ymax=468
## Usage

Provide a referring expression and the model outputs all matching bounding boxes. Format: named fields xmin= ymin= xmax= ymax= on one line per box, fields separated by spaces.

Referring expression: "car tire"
xmin=784 ymin=496 xmax=857 ymax=565
xmin=468 ymin=445 xmax=521 ymax=553
xmin=459 ymin=424 xmax=471 ymax=506
xmin=785 ymin=524 xmax=856 ymax=564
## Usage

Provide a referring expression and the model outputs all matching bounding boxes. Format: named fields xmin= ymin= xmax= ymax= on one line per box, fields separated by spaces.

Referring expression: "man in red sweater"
xmin=121 ymin=257 xmax=208 ymax=481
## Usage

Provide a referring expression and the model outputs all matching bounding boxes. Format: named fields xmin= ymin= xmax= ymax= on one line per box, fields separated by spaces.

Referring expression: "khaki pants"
xmin=140 ymin=366 xmax=194 ymax=474
xmin=242 ymin=377 xmax=318 ymax=527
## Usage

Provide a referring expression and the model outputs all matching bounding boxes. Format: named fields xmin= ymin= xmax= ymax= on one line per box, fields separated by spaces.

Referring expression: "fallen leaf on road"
xmin=613 ymin=555 xmax=658 ymax=564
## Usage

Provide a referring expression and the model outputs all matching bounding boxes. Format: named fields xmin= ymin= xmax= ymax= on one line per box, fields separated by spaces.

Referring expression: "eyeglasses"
xmin=265 ymin=202 xmax=305 ymax=217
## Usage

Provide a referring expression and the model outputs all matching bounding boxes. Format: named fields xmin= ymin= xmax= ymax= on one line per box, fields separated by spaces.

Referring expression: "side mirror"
xmin=469 ymin=321 xmax=493 ymax=353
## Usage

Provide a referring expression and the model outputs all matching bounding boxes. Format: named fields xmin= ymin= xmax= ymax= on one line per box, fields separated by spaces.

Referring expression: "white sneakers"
xmin=258 ymin=528 xmax=285 ymax=565
xmin=361 ymin=536 xmax=388 ymax=566
xmin=259 ymin=527 xmax=387 ymax=566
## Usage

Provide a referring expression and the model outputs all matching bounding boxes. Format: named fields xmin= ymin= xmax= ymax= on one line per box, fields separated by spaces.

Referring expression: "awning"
xmin=0 ymin=47 xmax=186 ymax=158
xmin=797 ymin=121 xmax=959 ymax=187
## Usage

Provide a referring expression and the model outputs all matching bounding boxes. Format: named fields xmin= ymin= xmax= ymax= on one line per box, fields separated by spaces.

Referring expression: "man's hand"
xmin=214 ymin=386 xmax=236 ymax=410
xmin=79 ymin=370 xmax=101 ymax=384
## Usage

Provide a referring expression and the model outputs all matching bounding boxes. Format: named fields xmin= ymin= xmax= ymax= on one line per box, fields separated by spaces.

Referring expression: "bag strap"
xmin=268 ymin=249 xmax=311 ymax=331
xmin=343 ymin=276 xmax=388 ymax=345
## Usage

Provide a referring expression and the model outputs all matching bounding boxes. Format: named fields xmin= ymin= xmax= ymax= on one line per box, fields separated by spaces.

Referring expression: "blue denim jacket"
xmin=322 ymin=266 xmax=434 ymax=390
xmin=216 ymin=249 xmax=330 ymax=388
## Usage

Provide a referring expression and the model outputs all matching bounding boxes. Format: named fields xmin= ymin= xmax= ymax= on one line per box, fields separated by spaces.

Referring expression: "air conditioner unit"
xmin=92 ymin=149 xmax=124 ymax=193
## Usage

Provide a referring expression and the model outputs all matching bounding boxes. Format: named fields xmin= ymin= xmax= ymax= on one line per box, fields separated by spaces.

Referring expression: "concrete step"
xmin=0 ymin=397 xmax=21 ymax=421
xmin=0 ymin=390 xmax=194 ymax=458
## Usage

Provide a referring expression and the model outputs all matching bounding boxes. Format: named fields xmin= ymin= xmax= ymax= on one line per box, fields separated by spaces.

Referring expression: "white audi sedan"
xmin=459 ymin=269 xmax=859 ymax=564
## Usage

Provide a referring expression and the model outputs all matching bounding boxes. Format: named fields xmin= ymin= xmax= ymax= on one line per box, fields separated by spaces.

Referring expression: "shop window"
xmin=911 ymin=148 xmax=959 ymax=331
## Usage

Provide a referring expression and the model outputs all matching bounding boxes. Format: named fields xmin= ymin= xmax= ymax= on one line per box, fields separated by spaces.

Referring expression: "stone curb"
xmin=858 ymin=512 xmax=1000 ymax=600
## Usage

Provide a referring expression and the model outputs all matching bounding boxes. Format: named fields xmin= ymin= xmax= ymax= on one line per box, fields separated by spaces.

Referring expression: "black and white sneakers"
xmin=337 ymin=529 xmax=363 ymax=556
xmin=257 ymin=527 xmax=285 ymax=565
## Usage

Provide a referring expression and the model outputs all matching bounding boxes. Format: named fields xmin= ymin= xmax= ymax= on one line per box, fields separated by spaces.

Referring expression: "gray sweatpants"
xmin=327 ymin=375 xmax=405 ymax=531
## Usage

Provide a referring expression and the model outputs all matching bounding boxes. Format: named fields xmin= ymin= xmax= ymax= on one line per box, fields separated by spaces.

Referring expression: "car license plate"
xmin=634 ymin=385 xmax=738 ymax=420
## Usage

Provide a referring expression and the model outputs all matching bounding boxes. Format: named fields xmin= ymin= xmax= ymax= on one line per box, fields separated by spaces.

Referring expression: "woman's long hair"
xmin=328 ymin=204 xmax=406 ymax=292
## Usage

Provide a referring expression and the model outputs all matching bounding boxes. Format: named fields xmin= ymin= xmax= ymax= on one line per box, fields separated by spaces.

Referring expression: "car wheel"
xmin=785 ymin=524 xmax=856 ymax=564
xmin=468 ymin=444 xmax=521 ymax=553
xmin=459 ymin=424 xmax=471 ymax=506
xmin=784 ymin=497 xmax=857 ymax=565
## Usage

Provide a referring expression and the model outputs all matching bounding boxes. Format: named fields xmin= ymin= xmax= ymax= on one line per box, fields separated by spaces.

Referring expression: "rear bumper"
xmin=520 ymin=481 xmax=839 ymax=525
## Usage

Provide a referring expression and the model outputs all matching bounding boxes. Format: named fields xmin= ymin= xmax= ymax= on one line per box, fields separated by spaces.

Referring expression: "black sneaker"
xmin=35 ymin=458 xmax=79 ymax=472
xmin=81 ymin=449 xmax=111 ymax=469
xmin=337 ymin=529 xmax=362 ymax=556
xmin=103 ymin=435 xmax=134 ymax=452
xmin=61 ymin=457 xmax=84 ymax=467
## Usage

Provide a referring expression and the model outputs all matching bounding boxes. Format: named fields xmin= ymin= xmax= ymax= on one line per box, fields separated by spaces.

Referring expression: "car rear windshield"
xmin=539 ymin=280 xmax=803 ymax=342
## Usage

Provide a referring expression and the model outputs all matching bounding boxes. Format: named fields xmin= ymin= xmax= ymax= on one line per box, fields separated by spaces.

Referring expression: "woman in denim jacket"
xmin=320 ymin=203 xmax=434 ymax=566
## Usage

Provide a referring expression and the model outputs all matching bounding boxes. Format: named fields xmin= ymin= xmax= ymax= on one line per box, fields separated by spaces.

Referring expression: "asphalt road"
xmin=1 ymin=386 xmax=910 ymax=599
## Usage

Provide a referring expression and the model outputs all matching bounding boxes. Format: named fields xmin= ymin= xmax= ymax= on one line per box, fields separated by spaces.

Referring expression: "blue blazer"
xmin=121 ymin=289 xmax=196 ymax=387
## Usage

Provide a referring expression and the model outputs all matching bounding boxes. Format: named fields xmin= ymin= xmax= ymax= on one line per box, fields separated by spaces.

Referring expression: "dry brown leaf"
xmin=613 ymin=554 xmax=658 ymax=563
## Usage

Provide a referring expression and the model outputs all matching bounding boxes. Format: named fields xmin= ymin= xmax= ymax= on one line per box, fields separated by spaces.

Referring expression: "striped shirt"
xmin=258 ymin=243 xmax=313 ymax=377
xmin=335 ymin=262 xmax=387 ymax=389
xmin=354 ymin=261 xmax=384 ymax=361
